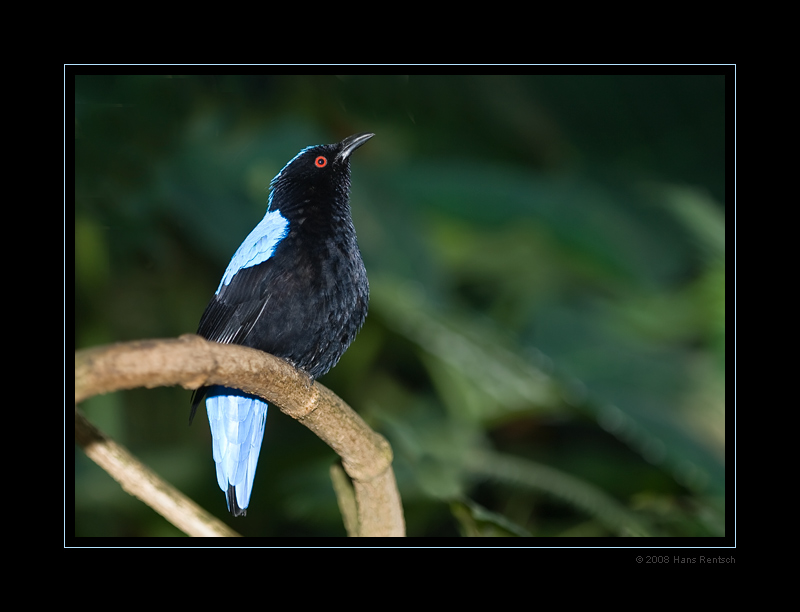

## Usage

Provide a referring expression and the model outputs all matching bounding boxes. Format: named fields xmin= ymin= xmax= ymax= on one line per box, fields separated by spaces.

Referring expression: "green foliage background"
xmin=74 ymin=74 xmax=726 ymax=537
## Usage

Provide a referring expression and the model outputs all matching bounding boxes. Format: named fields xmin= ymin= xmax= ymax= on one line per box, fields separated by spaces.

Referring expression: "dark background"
xmin=74 ymin=73 xmax=727 ymax=537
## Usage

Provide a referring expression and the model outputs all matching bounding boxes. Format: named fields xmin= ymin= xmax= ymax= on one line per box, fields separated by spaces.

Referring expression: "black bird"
xmin=191 ymin=132 xmax=373 ymax=516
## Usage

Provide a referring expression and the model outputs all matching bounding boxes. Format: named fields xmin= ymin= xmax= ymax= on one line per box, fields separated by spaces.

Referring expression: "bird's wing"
xmin=196 ymin=263 xmax=276 ymax=346
xmin=198 ymin=208 xmax=289 ymax=346
xmin=191 ymin=225 xmax=288 ymax=423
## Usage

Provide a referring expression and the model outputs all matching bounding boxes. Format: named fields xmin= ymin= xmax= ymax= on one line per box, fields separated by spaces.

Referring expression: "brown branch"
xmin=74 ymin=335 xmax=405 ymax=537
xmin=330 ymin=464 xmax=358 ymax=537
xmin=75 ymin=406 xmax=240 ymax=537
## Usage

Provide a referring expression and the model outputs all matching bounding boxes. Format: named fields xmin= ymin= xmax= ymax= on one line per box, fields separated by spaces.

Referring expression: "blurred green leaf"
xmin=74 ymin=74 xmax=726 ymax=537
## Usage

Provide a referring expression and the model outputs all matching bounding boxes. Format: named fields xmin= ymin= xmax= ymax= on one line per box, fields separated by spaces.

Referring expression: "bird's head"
xmin=268 ymin=133 xmax=374 ymax=216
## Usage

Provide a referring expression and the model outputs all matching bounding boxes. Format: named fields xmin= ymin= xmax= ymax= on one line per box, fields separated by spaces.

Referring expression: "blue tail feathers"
xmin=205 ymin=386 xmax=268 ymax=516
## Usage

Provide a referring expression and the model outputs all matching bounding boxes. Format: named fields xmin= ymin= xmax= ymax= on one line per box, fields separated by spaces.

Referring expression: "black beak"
xmin=337 ymin=132 xmax=374 ymax=161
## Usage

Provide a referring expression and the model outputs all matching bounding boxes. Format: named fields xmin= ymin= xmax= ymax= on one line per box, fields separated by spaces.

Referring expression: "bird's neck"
xmin=272 ymin=186 xmax=353 ymax=235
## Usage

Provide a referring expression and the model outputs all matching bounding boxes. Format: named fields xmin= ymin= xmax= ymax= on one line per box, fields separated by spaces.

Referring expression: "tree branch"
xmin=74 ymin=335 xmax=405 ymax=537
xmin=74 ymin=406 xmax=240 ymax=537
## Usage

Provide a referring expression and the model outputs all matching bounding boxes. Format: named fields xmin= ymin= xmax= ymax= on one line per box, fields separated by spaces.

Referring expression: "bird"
xmin=190 ymin=132 xmax=373 ymax=516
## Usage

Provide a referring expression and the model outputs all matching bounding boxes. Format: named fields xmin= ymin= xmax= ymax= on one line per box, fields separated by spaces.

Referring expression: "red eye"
xmin=315 ymin=156 xmax=327 ymax=168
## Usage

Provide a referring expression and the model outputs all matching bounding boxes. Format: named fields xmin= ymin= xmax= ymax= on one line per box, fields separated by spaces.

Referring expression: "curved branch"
xmin=74 ymin=335 xmax=405 ymax=537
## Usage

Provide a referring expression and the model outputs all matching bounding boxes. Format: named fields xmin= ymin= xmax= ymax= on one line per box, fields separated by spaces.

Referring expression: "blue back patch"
xmin=216 ymin=209 xmax=289 ymax=294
